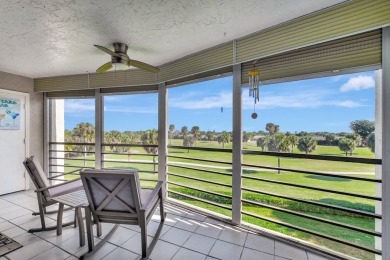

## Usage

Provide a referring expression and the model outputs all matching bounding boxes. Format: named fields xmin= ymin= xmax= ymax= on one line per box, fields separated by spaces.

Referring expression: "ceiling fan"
xmin=94 ymin=42 xmax=160 ymax=73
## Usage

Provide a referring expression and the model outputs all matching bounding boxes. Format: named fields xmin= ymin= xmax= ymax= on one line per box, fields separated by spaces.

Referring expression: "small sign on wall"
xmin=0 ymin=98 xmax=21 ymax=130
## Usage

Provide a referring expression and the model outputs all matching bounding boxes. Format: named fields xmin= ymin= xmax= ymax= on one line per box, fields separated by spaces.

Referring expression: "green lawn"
xmin=55 ymin=141 xmax=378 ymax=259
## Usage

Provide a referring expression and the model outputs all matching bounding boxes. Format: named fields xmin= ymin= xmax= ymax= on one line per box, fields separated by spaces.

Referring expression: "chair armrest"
xmin=35 ymin=178 xmax=81 ymax=192
xmin=140 ymin=181 xmax=164 ymax=211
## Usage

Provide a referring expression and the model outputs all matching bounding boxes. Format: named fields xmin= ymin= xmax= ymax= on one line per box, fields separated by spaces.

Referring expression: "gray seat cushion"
xmin=49 ymin=179 xmax=83 ymax=198
xmin=26 ymin=156 xmax=51 ymax=197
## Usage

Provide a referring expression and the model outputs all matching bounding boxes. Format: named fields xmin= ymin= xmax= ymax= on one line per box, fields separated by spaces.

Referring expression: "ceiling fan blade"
xmin=96 ymin=62 xmax=113 ymax=73
xmin=127 ymin=59 xmax=160 ymax=73
xmin=94 ymin=45 xmax=120 ymax=57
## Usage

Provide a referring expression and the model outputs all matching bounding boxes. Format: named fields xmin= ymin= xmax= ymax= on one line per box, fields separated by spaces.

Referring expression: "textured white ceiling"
xmin=0 ymin=0 xmax=345 ymax=78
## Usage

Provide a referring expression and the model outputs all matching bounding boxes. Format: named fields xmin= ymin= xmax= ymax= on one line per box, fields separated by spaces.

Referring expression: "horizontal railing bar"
xmin=169 ymin=145 xmax=232 ymax=153
xmin=50 ymin=142 xmax=95 ymax=146
xmin=242 ymin=163 xmax=381 ymax=183
xmin=49 ymin=157 xmax=95 ymax=162
xmin=242 ymin=199 xmax=380 ymax=237
xmin=49 ymin=150 xmax=95 ymax=154
xmin=168 ymin=190 xmax=232 ymax=211
xmin=242 ymin=175 xmax=381 ymax=201
xmin=242 ymin=150 xmax=381 ymax=165
xmin=168 ymin=155 xmax=232 ymax=165
xmin=102 ymin=152 xmax=156 ymax=156
xmin=242 ymin=211 xmax=381 ymax=255
xmin=168 ymin=164 xmax=232 ymax=177
xmin=49 ymin=178 xmax=72 ymax=182
xmin=102 ymin=143 xmax=158 ymax=148
xmin=102 ymin=160 xmax=157 ymax=165
xmin=48 ymin=169 xmax=80 ymax=180
xmin=101 ymin=168 xmax=158 ymax=175
xmin=168 ymin=172 xmax=232 ymax=188
xmin=168 ymin=181 xmax=232 ymax=199
xmin=140 ymin=179 xmax=158 ymax=182
xmin=242 ymin=187 xmax=381 ymax=219
xmin=49 ymin=165 xmax=94 ymax=169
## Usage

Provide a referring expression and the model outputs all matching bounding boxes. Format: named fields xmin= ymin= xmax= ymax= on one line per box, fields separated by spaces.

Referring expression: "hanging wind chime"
xmin=248 ymin=62 xmax=261 ymax=119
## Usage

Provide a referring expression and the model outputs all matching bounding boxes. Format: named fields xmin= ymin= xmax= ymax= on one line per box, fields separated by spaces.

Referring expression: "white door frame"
xmin=0 ymin=88 xmax=30 ymax=190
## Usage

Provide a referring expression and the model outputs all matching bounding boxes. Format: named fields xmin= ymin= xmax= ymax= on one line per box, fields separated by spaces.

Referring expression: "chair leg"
xmin=37 ymin=193 xmax=46 ymax=229
xmin=140 ymin=214 xmax=148 ymax=258
xmin=159 ymin=191 xmax=165 ymax=222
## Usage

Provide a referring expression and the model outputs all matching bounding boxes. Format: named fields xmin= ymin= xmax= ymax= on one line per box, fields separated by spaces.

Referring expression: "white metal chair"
xmin=80 ymin=169 xmax=165 ymax=260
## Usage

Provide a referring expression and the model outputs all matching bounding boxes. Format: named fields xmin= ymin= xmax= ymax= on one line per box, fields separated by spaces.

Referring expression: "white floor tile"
xmin=275 ymin=241 xmax=308 ymax=260
xmin=149 ymin=240 xmax=180 ymax=260
xmin=241 ymin=248 xmax=273 ymax=260
xmin=121 ymin=233 xmax=153 ymax=255
xmin=307 ymin=252 xmax=332 ymax=260
xmin=160 ymin=227 xmax=192 ymax=246
xmin=183 ymin=233 xmax=216 ymax=255
xmin=244 ymin=233 xmax=275 ymax=254
xmin=102 ymin=247 xmax=139 ymax=260
xmin=6 ymin=239 xmax=54 ymax=260
xmin=194 ymin=222 xmax=223 ymax=239
xmin=218 ymin=226 xmax=247 ymax=246
xmin=171 ymin=248 xmax=206 ymax=260
xmin=209 ymin=240 xmax=243 ymax=260
xmin=31 ymin=247 xmax=71 ymax=260
xmin=107 ymin=226 xmax=137 ymax=246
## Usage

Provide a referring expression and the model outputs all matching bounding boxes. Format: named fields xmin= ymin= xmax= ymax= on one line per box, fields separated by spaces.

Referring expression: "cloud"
xmin=104 ymin=106 xmax=157 ymax=114
xmin=64 ymin=99 xmax=94 ymax=114
xmin=170 ymin=91 xmax=232 ymax=109
xmin=242 ymin=89 xmax=364 ymax=109
xmin=340 ymin=75 xmax=374 ymax=92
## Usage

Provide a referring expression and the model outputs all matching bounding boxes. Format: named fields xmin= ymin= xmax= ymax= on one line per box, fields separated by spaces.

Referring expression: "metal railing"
xmin=49 ymin=142 xmax=158 ymax=184
xmin=167 ymin=145 xmax=382 ymax=259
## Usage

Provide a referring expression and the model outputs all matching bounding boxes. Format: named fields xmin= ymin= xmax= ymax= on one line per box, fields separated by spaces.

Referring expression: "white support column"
xmin=43 ymin=93 xmax=50 ymax=176
xmin=95 ymin=89 xmax=103 ymax=169
xmin=375 ymin=69 xmax=383 ymax=259
xmin=232 ymin=63 xmax=242 ymax=225
xmin=382 ymin=26 xmax=390 ymax=260
xmin=158 ymin=83 xmax=168 ymax=199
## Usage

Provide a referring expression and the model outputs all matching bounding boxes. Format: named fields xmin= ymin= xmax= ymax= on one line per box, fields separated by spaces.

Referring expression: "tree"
xmin=349 ymin=120 xmax=375 ymax=144
xmin=141 ymin=130 xmax=158 ymax=172
xmin=243 ymin=132 xmax=254 ymax=143
xmin=325 ymin=134 xmax=335 ymax=145
xmin=217 ymin=131 xmax=230 ymax=149
xmin=338 ymin=137 xmax=356 ymax=156
xmin=105 ymin=130 xmax=122 ymax=152
xmin=298 ymin=136 xmax=317 ymax=154
xmin=287 ymin=134 xmax=298 ymax=153
xmin=367 ymin=132 xmax=375 ymax=153
xmin=169 ymin=124 xmax=175 ymax=146
xmin=267 ymin=133 xmax=290 ymax=152
xmin=191 ymin=126 xmax=201 ymax=146
xmin=256 ymin=137 xmax=267 ymax=151
xmin=206 ymin=131 xmax=214 ymax=143
xmin=64 ymin=129 xmax=75 ymax=158
xmin=73 ymin=122 xmax=95 ymax=166
xmin=181 ymin=126 xmax=188 ymax=138
xmin=265 ymin=123 xmax=280 ymax=135
xmin=345 ymin=133 xmax=361 ymax=146
xmin=183 ymin=136 xmax=195 ymax=153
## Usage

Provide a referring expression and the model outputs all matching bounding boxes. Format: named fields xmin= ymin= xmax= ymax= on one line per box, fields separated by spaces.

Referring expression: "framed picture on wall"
xmin=0 ymin=98 xmax=21 ymax=130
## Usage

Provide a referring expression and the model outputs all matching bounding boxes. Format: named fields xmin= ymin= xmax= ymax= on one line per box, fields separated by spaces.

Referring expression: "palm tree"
xmin=217 ymin=131 xmax=230 ymax=149
xmin=191 ymin=126 xmax=201 ymax=146
xmin=297 ymin=136 xmax=317 ymax=154
xmin=72 ymin=122 xmax=95 ymax=167
xmin=169 ymin=124 xmax=175 ymax=146
xmin=183 ymin=136 xmax=195 ymax=153
xmin=141 ymin=130 xmax=158 ymax=172
xmin=265 ymin=123 xmax=279 ymax=135
xmin=181 ymin=126 xmax=188 ymax=138
xmin=206 ymin=131 xmax=213 ymax=143
xmin=287 ymin=135 xmax=299 ymax=153
xmin=105 ymin=130 xmax=122 ymax=152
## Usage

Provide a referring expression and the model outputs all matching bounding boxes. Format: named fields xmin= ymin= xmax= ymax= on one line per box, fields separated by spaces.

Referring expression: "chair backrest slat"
xmin=81 ymin=169 xmax=142 ymax=223
xmin=23 ymin=156 xmax=50 ymax=197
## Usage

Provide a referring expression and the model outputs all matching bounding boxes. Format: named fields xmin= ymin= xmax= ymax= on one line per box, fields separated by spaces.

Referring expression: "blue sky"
xmin=63 ymin=70 xmax=375 ymax=133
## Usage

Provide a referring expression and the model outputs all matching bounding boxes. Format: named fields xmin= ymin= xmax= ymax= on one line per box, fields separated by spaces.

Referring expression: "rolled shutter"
xmin=241 ymin=30 xmax=382 ymax=83
xmin=46 ymin=89 xmax=95 ymax=98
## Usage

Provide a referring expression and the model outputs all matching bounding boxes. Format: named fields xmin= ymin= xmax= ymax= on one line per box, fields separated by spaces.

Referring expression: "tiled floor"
xmin=0 ymin=190 xmax=331 ymax=260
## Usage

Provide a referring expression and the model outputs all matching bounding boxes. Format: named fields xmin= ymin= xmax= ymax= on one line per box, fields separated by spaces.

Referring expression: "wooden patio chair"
xmin=23 ymin=156 xmax=84 ymax=233
xmin=80 ymin=169 xmax=166 ymax=260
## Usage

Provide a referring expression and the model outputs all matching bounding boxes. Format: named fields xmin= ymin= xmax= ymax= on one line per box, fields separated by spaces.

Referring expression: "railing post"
xmin=95 ymin=89 xmax=103 ymax=169
xmin=381 ymin=26 xmax=390 ymax=260
xmin=158 ymin=83 xmax=168 ymax=199
xmin=43 ymin=93 xmax=50 ymax=176
xmin=232 ymin=63 xmax=242 ymax=225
